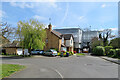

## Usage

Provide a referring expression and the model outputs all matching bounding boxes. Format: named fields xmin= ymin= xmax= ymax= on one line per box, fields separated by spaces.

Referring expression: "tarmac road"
xmin=1 ymin=55 xmax=119 ymax=78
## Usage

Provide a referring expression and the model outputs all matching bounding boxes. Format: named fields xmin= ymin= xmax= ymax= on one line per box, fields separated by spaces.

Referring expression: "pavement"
xmin=1 ymin=55 xmax=119 ymax=79
xmin=100 ymin=56 xmax=120 ymax=65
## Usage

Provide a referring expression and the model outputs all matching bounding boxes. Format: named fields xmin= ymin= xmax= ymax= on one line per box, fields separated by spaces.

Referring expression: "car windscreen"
xmin=51 ymin=49 xmax=57 ymax=53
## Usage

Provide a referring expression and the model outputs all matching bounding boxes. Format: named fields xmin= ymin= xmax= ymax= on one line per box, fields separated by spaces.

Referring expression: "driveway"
xmin=1 ymin=55 xmax=119 ymax=79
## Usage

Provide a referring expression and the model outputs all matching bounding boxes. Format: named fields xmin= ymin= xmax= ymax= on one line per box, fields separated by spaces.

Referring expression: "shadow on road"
xmin=1 ymin=56 xmax=28 ymax=60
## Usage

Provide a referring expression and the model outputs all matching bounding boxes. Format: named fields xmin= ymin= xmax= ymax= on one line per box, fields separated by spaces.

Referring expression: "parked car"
xmin=43 ymin=49 xmax=57 ymax=56
xmin=83 ymin=48 xmax=89 ymax=53
xmin=31 ymin=50 xmax=44 ymax=55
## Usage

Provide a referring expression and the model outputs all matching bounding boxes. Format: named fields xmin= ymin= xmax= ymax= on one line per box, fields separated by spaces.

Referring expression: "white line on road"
xmin=54 ymin=68 xmax=64 ymax=79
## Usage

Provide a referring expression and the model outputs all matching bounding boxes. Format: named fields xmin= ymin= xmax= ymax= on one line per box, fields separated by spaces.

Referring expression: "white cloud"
xmin=49 ymin=2 xmax=57 ymax=8
xmin=0 ymin=10 xmax=6 ymax=18
xmin=101 ymin=4 xmax=106 ymax=8
xmin=48 ymin=0 xmax=61 ymax=9
xmin=110 ymin=28 xmax=118 ymax=31
xmin=79 ymin=16 xmax=84 ymax=20
xmin=78 ymin=16 xmax=88 ymax=23
xmin=10 ymin=2 xmax=61 ymax=10
xmin=33 ymin=15 xmax=47 ymax=21
xmin=61 ymin=3 xmax=69 ymax=24
xmin=10 ymin=2 xmax=34 ymax=8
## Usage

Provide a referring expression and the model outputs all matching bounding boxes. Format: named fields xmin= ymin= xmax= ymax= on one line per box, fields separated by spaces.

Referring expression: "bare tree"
xmin=99 ymin=29 xmax=114 ymax=46
xmin=1 ymin=22 xmax=16 ymax=43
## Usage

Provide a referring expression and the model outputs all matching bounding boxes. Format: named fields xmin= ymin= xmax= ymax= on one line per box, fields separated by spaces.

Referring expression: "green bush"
xmin=57 ymin=52 xmax=61 ymax=56
xmin=104 ymin=46 xmax=113 ymax=55
xmin=92 ymin=46 xmax=105 ymax=56
xmin=115 ymin=49 xmax=120 ymax=56
xmin=108 ymin=49 xmax=115 ymax=57
xmin=1 ymin=53 xmax=4 ymax=55
xmin=112 ymin=49 xmax=120 ymax=58
xmin=68 ymin=52 xmax=74 ymax=55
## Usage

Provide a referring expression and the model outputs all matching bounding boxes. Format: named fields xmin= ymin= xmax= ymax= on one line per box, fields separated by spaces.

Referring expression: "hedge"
xmin=108 ymin=49 xmax=115 ymax=57
xmin=92 ymin=46 xmax=105 ymax=56
xmin=115 ymin=49 xmax=120 ymax=56
xmin=104 ymin=46 xmax=113 ymax=55
xmin=113 ymin=49 xmax=120 ymax=58
xmin=107 ymin=49 xmax=120 ymax=58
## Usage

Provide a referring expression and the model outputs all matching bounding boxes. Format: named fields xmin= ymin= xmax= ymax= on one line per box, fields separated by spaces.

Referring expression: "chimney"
xmin=48 ymin=23 xmax=52 ymax=32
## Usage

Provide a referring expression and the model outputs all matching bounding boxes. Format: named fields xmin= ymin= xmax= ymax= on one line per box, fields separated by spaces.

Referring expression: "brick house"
xmin=3 ymin=41 xmax=28 ymax=55
xmin=44 ymin=24 xmax=74 ymax=52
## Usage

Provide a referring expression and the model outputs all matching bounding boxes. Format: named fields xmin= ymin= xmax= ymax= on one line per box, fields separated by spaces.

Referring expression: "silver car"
xmin=43 ymin=49 xmax=57 ymax=56
xmin=31 ymin=50 xmax=44 ymax=55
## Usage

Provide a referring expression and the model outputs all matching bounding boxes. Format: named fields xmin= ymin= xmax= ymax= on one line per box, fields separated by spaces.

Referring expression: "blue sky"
xmin=1 ymin=2 xmax=118 ymax=36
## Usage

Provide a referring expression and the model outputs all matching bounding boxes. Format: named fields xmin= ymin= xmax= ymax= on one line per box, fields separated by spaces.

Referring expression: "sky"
xmin=1 ymin=1 xmax=119 ymax=36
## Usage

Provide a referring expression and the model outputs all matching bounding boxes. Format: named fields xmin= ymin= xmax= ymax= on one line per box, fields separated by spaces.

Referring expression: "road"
xmin=1 ymin=55 xmax=119 ymax=78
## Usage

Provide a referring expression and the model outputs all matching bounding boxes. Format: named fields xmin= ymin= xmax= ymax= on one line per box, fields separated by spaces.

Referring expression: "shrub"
xmin=1 ymin=53 xmax=4 ymax=55
xmin=112 ymin=49 xmax=120 ymax=58
xmin=69 ymin=53 xmax=72 ymax=56
xmin=108 ymin=49 xmax=115 ymax=57
xmin=57 ymin=52 xmax=61 ymax=56
xmin=92 ymin=46 xmax=105 ymax=56
xmin=104 ymin=46 xmax=113 ymax=55
xmin=115 ymin=49 xmax=120 ymax=56
xmin=63 ymin=53 xmax=66 ymax=56
xmin=68 ymin=52 xmax=74 ymax=55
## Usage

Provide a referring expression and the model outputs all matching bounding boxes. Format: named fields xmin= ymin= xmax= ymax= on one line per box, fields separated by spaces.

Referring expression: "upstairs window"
xmin=62 ymin=37 xmax=64 ymax=44
xmin=71 ymin=39 xmax=72 ymax=44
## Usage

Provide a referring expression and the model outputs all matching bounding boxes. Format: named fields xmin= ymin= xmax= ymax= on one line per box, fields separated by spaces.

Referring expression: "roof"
xmin=3 ymin=41 xmax=22 ymax=48
xmin=62 ymin=34 xmax=73 ymax=40
xmin=51 ymin=30 xmax=62 ymax=38
xmin=54 ymin=28 xmax=82 ymax=30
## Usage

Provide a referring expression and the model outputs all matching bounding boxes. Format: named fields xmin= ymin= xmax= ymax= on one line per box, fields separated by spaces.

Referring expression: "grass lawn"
xmin=76 ymin=53 xmax=85 ymax=56
xmin=0 ymin=64 xmax=25 ymax=79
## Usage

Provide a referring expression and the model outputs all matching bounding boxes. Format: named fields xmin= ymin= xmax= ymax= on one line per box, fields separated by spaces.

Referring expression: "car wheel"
xmin=37 ymin=52 xmax=40 ymax=55
xmin=50 ymin=54 xmax=53 ymax=57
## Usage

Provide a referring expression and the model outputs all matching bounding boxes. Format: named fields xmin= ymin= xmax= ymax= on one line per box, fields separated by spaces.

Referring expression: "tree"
xmin=110 ymin=38 xmax=120 ymax=49
xmin=0 ymin=22 xmax=16 ymax=45
xmin=99 ymin=29 xmax=112 ymax=46
xmin=16 ymin=19 xmax=46 ymax=52
xmin=90 ymin=37 xmax=103 ymax=49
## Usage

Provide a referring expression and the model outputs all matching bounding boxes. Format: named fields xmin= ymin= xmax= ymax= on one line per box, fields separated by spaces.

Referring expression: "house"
xmin=54 ymin=28 xmax=100 ymax=53
xmin=61 ymin=34 xmax=74 ymax=52
xmin=44 ymin=24 xmax=74 ymax=52
xmin=3 ymin=41 xmax=28 ymax=55
xmin=54 ymin=28 xmax=82 ymax=53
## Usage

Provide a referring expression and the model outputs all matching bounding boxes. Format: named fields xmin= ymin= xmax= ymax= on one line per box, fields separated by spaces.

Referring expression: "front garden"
xmin=0 ymin=64 xmax=25 ymax=79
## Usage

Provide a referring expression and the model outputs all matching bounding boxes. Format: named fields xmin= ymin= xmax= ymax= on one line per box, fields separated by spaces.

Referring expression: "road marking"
xmin=54 ymin=69 xmax=64 ymax=79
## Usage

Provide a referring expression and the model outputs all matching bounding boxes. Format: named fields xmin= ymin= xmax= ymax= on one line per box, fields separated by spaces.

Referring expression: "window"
xmin=71 ymin=40 xmax=72 ymax=44
xmin=62 ymin=37 xmax=64 ymax=44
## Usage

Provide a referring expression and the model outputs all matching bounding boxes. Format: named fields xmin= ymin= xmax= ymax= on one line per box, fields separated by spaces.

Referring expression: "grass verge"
xmin=0 ymin=64 xmax=25 ymax=79
xmin=76 ymin=53 xmax=85 ymax=56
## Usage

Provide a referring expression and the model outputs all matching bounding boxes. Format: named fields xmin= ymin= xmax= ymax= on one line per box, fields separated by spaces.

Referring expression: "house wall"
xmin=4 ymin=48 xmax=17 ymax=55
xmin=65 ymin=37 xmax=74 ymax=52
xmin=54 ymin=28 xmax=82 ymax=49
xmin=44 ymin=29 xmax=61 ymax=52
xmin=65 ymin=37 xmax=73 ymax=47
